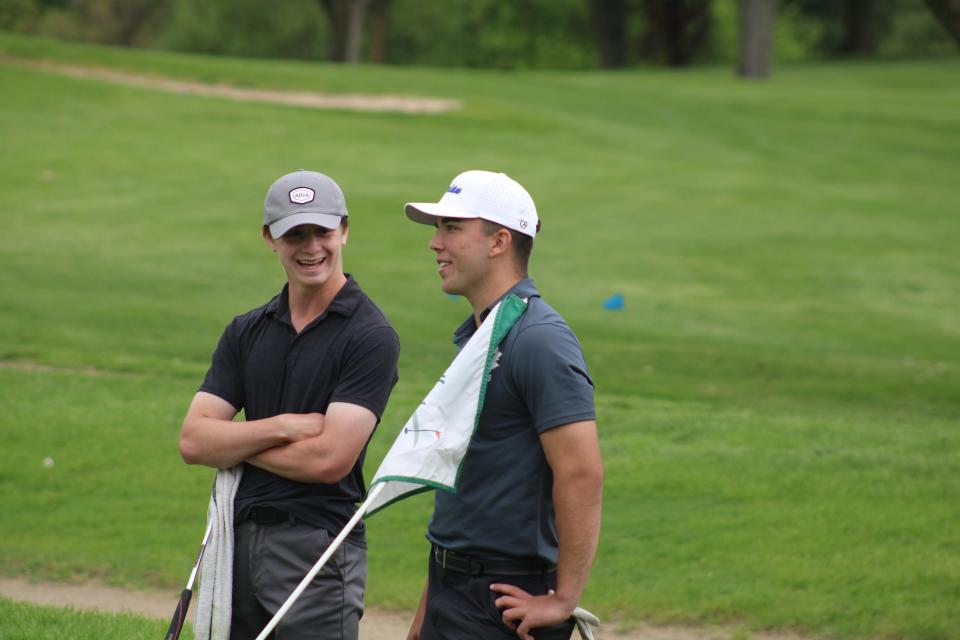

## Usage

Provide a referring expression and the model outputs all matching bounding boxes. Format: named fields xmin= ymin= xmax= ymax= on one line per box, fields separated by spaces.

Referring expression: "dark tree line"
xmin=2 ymin=0 xmax=956 ymax=73
xmin=924 ymin=0 xmax=960 ymax=44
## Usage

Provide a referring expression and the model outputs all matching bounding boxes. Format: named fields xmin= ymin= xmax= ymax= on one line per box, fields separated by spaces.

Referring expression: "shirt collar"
xmin=266 ymin=274 xmax=363 ymax=327
xmin=453 ymin=277 xmax=540 ymax=346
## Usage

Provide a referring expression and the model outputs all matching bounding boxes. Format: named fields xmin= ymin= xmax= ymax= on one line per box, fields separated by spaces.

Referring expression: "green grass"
xmin=0 ymin=598 xmax=182 ymax=640
xmin=0 ymin=31 xmax=958 ymax=638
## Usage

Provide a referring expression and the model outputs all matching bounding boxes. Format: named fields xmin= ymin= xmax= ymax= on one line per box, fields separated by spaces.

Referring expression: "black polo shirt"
xmin=199 ymin=275 xmax=400 ymax=544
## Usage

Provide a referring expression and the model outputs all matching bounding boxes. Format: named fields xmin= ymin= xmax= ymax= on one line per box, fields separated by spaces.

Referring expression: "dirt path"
xmin=0 ymin=54 xmax=462 ymax=114
xmin=0 ymin=576 xmax=813 ymax=640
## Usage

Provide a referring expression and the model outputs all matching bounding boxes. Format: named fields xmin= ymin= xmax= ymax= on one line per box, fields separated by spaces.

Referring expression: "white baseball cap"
xmin=404 ymin=170 xmax=539 ymax=238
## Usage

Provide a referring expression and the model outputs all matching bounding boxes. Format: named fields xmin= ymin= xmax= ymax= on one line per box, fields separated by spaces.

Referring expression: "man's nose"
xmin=429 ymin=231 xmax=442 ymax=252
xmin=305 ymin=232 xmax=325 ymax=251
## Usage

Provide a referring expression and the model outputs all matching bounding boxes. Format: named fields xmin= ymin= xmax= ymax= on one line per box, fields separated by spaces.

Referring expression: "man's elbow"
xmin=309 ymin=462 xmax=353 ymax=484
xmin=178 ymin=424 xmax=205 ymax=465
xmin=179 ymin=437 xmax=200 ymax=465
xmin=303 ymin=455 xmax=356 ymax=484
xmin=566 ymin=459 xmax=604 ymax=498
xmin=584 ymin=462 xmax=604 ymax=498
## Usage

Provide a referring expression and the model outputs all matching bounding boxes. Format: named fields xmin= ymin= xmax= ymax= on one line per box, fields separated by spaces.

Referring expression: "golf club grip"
xmin=163 ymin=589 xmax=192 ymax=640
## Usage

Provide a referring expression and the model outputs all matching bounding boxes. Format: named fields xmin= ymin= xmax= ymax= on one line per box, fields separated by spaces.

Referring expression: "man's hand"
xmin=246 ymin=402 xmax=377 ymax=483
xmin=490 ymin=584 xmax=574 ymax=640
xmin=279 ymin=412 xmax=325 ymax=442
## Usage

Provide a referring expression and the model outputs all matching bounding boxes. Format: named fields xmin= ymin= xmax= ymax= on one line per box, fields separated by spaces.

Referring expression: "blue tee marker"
xmin=602 ymin=293 xmax=625 ymax=311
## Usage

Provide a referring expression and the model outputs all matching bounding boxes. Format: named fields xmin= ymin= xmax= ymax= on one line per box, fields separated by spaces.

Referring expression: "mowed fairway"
xmin=1 ymin=33 xmax=958 ymax=639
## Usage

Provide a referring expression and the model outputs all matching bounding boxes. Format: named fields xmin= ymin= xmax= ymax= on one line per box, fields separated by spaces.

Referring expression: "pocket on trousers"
xmin=304 ymin=525 xmax=340 ymax=575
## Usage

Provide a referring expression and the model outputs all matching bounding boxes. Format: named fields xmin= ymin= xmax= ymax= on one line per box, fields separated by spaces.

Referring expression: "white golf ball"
xmin=42 ymin=457 xmax=55 ymax=469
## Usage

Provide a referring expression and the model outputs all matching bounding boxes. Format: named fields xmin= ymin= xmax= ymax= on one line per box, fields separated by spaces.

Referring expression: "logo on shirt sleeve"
xmin=487 ymin=349 xmax=502 ymax=382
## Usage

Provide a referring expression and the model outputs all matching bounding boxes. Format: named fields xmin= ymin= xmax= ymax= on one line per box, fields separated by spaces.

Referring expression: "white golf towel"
xmin=194 ymin=465 xmax=242 ymax=640
xmin=364 ymin=294 xmax=528 ymax=516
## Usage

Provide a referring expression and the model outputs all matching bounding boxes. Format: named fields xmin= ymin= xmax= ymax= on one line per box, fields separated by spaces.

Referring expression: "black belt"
xmin=432 ymin=545 xmax=553 ymax=577
xmin=248 ymin=505 xmax=291 ymax=525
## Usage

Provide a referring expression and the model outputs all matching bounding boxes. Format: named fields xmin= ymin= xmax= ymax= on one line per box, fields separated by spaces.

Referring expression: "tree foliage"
xmin=0 ymin=0 xmax=954 ymax=67
xmin=156 ymin=0 xmax=327 ymax=60
xmin=778 ymin=0 xmax=955 ymax=57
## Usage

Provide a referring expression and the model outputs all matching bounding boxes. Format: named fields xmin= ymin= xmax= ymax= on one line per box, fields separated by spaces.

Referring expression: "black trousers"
xmin=420 ymin=550 xmax=575 ymax=640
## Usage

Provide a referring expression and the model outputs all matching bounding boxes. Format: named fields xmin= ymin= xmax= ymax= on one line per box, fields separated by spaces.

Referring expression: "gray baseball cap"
xmin=263 ymin=170 xmax=348 ymax=239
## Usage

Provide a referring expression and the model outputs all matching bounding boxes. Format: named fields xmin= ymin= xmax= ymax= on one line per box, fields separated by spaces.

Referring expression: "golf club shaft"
xmin=163 ymin=520 xmax=214 ymax=640
xmin=164 ymin=588 xmax=193 ymax=640
xmin=187 ymin=521 xmax=214 ymax=591
xmin=254 ymin=482 xmax=385 ymax=640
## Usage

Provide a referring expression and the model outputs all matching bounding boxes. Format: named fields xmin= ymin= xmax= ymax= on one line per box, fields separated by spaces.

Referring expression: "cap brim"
xmin=404 ymin=202 xmax=478 ymax=226
xmin=268 ymin=212 xmax=345 ymax=239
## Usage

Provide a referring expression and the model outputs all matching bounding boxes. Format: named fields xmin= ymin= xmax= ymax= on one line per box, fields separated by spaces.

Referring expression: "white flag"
xmin=249 ymin=294 xmax=528 ymax=640
xmin=365 ymin=293 xmax=528 ymax=517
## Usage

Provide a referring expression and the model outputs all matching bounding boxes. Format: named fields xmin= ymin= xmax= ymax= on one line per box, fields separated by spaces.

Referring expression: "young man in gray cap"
xmin=179 ymin=169 xmax=400 ymax=639
xmin=402 ymin=170 xmax=604 ymax=640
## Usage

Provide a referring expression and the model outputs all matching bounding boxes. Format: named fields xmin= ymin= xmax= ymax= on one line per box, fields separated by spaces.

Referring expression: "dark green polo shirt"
xmin=427 ymin=278 xmax=596 ymax=564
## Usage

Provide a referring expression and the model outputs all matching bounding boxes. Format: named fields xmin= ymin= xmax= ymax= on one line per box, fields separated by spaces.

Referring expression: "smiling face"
xmin=263 ymin=222 xmax=348 ymax=294
xmin=429 ymin=217 xmax=505 ymax=304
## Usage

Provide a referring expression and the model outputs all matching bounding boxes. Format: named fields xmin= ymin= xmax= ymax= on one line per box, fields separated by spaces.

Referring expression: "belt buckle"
xmin=435 ymin=547 xmax=447 ymax=569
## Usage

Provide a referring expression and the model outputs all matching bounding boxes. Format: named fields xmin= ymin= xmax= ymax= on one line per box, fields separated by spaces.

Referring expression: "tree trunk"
xmin=642 ymin=0 xmax=712 ymax=67
xmin=114 ymin=1 xmax=154 ymax=47
xmin=925 ymin=0 xmax=960 ymax=46
xmin=367 ymin=0 xmax=390 ymax=64
xmin=321 ymin=0 xmax=370 ymax=63
xmin=738 ymin=0 xmax=776 ymax=78
xmin=839 ymin=0 xmax=875 ymax=55
xmin=588 ymin=0 xmax=628 ymax=68
xmin=344 ymin=0 xmax=370 ymax=63
xmin=321 ymin=0 xmax=349 ymax=62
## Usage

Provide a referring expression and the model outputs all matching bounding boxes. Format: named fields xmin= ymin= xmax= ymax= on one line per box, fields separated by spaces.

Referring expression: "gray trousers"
xmin=231 ymin=519 xmax=366 ymax=640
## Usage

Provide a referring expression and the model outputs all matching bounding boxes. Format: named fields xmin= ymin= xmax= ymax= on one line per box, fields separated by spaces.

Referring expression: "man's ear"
xmin=341 ymin=224 xmax=349 ymax=246
xmin=262 ymin=226 xmax=277 ymax=251
xmin=488 ymin=227 xmax=512 ymax=258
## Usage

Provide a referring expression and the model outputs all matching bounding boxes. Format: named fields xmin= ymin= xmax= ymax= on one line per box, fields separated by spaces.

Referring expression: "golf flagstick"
xmin=164 ymin=520 xmax=214 ymax=640
xmin=254 ymin=482 xmax=386 ymax=640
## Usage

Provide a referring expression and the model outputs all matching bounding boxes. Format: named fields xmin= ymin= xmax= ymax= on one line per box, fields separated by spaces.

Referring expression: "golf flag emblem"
xmin=364 ymin=293 xmax=528 ymax=516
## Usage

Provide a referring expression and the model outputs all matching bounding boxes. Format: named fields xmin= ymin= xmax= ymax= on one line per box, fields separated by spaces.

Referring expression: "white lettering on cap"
xmin=289 ymin=187 xmax=315 ymax=204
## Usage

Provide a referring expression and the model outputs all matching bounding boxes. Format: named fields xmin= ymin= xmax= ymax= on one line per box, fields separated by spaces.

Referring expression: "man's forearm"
xmin=552 ymin=466 xmax=603 ymax=611
xmin=246 ymin=402 xmax=377 ymax=483
xmin=180 ymin=414 xmax=298 ymax=469
xmin=246 ymin=435 xmax=338 ymax=483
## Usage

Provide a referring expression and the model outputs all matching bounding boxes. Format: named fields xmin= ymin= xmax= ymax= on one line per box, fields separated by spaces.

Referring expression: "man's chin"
xmin=439 ymin=280 xmax=464 ymax=296
xmin=438 ymin=278 xmax=455 ymax=295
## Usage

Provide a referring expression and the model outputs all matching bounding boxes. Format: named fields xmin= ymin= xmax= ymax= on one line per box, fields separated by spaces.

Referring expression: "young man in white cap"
xmin=403 ymin=171 xmax=604 ymax=640
xmin=179 ymin=169 xmax=400 ymax=639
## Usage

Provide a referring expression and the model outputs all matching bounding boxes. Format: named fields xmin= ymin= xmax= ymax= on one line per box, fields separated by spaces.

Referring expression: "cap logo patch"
xmin=446 ymin=184 xmax=462 ymax=195
xmin=289 ymin=187 xmax=315 ymax=204
xmin=519 ymin=219 xmax=528 ymax=229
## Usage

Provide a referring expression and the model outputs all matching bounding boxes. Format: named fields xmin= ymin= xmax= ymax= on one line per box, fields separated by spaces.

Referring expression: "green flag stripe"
xmin=365 ymin=294 xmax=528 ymax=519
xmin=453 ymin=293 xmax=528 ymax=488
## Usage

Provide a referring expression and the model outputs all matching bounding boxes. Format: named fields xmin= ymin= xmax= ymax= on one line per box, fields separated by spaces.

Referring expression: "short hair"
xmin=481 ymin=220 xmax=535 ymax=274
xmin=263 ymin=217 xmax=348 ymax=237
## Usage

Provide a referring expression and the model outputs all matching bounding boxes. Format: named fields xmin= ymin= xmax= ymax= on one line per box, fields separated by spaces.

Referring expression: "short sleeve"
xmin=198 ymin=318 xmax=244 ymax=411
xmin=329 ymin=325 xmax=400 ymax=420
xmin=509 ymin=321 xmax=595 ymax=434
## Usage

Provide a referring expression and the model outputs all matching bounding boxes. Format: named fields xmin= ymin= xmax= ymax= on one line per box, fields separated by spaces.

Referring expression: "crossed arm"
xmin=178 ymin=391 xmax=377 ymax=483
